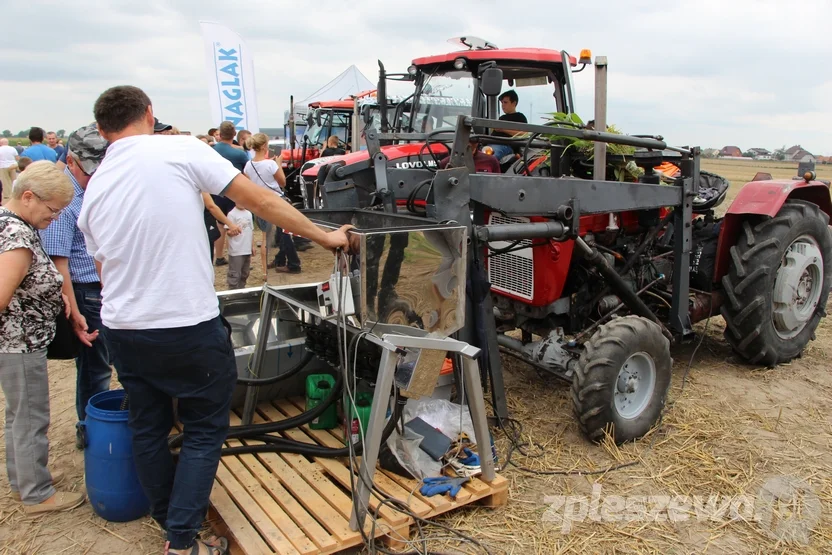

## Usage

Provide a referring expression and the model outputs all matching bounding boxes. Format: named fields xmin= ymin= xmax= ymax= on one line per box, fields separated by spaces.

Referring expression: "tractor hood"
xmin=301 ymin=142 xmax=450 ymax=178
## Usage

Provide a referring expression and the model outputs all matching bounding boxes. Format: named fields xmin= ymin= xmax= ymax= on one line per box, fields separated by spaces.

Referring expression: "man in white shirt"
xmin=78 ymin=85 xmax=350 ymax=555
xmin=0 ymin=138 xmax=19 ymax=202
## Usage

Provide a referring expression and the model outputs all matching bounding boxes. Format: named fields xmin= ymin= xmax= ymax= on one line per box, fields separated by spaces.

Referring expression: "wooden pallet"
xmin=206 ymin=398 xmax=508 ymax=555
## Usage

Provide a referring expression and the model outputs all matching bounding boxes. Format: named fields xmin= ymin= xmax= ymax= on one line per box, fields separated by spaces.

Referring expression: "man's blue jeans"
xmin=490 ymin=144 xmax=515 ymax=162
xmin=73 ymin=284 xmax=114 ymax=422
xmin=108 ymin=316 xmax=237 ymax=550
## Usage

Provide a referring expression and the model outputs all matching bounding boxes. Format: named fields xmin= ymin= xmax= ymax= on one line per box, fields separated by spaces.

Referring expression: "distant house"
xmin=792 ymin=150 xmax=816 ymax=163
xmin=748 ymin=147 xmax=771 ymax=157
xmin=817 ymin=156 xmax=831 ymax=165
xmin=785 ymin=145 xmax=803 ymax=157
xmin=720 ymin=146 xmax=742 ymax=157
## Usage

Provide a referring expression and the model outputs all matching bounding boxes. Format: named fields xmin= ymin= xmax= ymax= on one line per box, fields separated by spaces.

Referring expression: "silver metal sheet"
xmin=217 ymin=287 xmax=323 ymax=407
xmin=303 ymin=210 xmax=468 ymax=337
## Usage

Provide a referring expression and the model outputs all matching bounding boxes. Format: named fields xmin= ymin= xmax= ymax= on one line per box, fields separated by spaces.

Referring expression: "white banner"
xmin=199 ymin=21 xmax=259 ymax=133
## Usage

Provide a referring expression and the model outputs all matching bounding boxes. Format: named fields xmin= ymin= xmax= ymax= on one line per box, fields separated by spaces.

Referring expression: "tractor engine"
xmin=489 ymin=208 xmax=722 ymax=378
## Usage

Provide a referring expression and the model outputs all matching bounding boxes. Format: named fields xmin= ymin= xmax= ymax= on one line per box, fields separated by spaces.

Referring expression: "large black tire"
xmin=721 ymin=200 xmax=832 ymax=366
xmin=572 ymin=316 xmax=672 ymax=444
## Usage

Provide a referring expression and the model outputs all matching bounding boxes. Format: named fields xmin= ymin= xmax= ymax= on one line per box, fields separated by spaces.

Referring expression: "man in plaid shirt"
xmin=40 ymin=125 xmax=113 ymax=449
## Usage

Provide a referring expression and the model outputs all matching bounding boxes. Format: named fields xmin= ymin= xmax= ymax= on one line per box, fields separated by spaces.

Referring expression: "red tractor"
xmin=282 ymin=97 xmax=371 ymax=205
xmin=305 ymin=39 xmax=832 ymax=444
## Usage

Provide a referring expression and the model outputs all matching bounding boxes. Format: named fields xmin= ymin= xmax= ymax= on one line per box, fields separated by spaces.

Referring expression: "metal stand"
xmin=349 ymin=333 xmax=495 ymax=532
xmin=241 ymin=291 xmax=279 ymax=425
xmin=252 ymin=284 xmax=496 ymax=532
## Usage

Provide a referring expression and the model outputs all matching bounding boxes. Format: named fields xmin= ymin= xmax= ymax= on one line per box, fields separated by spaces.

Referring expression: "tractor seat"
xmin=693 ymin=171 xmax=730 ymax=212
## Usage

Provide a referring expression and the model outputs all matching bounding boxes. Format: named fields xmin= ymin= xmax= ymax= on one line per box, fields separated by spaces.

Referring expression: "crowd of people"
xmin=0 ymin=86 xmax=350 ymax=554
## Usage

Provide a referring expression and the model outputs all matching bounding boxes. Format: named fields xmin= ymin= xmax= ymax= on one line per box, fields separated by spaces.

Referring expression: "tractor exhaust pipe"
xmin=378 ymin=61 xmax=389 ymax=133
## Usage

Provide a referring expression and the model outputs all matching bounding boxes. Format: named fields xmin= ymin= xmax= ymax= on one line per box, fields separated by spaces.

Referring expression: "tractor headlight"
xmin=453 ymin=58 xmax=467 ymax=70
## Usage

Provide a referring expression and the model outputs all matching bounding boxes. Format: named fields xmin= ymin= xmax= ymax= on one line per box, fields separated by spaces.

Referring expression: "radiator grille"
xmin=488 ymin=214 xmax=534 ymax=301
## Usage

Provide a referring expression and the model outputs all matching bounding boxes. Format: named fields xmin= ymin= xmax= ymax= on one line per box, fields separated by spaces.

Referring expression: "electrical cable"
xmin=491 ymin=293 xmax=712 ymax=480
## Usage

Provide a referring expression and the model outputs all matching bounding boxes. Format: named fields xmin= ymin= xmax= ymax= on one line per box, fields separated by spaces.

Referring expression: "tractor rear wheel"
xmin=571 ymin=316 xmax=672 ymax=444
xmin=721 ymin=200 xmax=832 ymax=366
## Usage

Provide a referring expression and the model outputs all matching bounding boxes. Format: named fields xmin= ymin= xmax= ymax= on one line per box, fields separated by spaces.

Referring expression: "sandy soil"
xmin=1 ymin=160 xmax=831 ymax=554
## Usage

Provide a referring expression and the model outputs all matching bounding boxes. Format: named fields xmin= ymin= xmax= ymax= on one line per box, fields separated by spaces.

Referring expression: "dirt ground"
xmin=2 ymin=159 xmax=832 ymax=554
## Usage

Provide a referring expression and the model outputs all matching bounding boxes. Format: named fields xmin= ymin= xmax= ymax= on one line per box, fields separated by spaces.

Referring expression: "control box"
xmin=317 ymin=275 xmax=355 ymax=320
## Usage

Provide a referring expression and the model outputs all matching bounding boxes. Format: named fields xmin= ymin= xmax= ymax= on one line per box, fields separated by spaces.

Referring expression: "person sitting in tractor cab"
xmin=439 ymin=139 xmax=499 ymax=174
xmin=490 ymin=90 xmax=527 ymax=163
xmin=321 ymin=135 xmax=346 ymax=157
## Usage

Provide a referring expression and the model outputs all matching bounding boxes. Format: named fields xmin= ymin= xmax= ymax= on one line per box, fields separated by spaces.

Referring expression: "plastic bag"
xmin=403 ymin=397 xmax=475 ymax=441
xmin=385 ymin=397 xmax=476 ymax=479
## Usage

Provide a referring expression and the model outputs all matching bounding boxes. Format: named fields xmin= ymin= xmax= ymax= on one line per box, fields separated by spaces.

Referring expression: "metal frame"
xmin=344 ymin=112 xmax=700 ymax=419
xmin=247 ymin=284 xmax=495 ymax=532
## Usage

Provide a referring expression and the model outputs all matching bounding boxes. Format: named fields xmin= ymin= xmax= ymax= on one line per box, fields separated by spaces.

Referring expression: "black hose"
xmin=576 ymin=238 xmax=669 ymax=338
xmin=234 ymin=349 xmax=314 ymax=386
xmin=167 ymin=364 xmax=343 ymax=449
xmin=219 ymin=393 xmax=405 ymax=458
xmin=619 ymin=210 xmax=675 ymax=276
xmin=406 ymin=179 xmax=432 ymax=214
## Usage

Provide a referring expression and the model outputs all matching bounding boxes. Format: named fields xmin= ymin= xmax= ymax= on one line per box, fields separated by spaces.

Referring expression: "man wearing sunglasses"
xmin=39 ymin=125 xmax=113 ymax=450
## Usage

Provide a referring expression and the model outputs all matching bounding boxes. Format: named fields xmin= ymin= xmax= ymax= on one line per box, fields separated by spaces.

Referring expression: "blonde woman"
xmin=0 ymin=162 xmax=85 ymax=514
xmin=243 ymin=133 xmax=301 ymax=273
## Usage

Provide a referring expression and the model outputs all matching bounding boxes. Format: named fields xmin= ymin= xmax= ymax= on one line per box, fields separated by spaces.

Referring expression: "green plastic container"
xmin=306 ymin=374 xmax=338 ymax=430
xmin=344 ymin=392 xmax=373 ymax=445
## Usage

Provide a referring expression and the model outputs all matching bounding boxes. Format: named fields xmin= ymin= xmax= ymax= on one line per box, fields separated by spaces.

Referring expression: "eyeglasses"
xmin=32 ymin=192 xmax=64 ymax=218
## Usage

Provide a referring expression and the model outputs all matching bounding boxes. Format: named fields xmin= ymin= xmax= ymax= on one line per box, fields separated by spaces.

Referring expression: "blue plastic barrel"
xmin=81 ymin=390 xmax=149 ymax=522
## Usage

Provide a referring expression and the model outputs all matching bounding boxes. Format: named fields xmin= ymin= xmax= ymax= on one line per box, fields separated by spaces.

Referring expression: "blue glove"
xmin=420 ymin=476 xmax=468 ymax=498
xmin=458 ymin=448 xmax=480 ymax=467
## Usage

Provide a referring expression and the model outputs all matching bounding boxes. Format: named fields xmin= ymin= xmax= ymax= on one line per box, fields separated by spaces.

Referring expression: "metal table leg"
xmin=461 ymin=357 xmax=496 ymax=482
xmin=241 ymin=292 xmax=278 ymax=425
xmin=349 ymin=347 xmax=398 ymax=531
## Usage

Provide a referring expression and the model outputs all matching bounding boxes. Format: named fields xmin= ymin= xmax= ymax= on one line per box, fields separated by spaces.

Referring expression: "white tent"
xmin=285 ymin=65 xmax=375 ymax=124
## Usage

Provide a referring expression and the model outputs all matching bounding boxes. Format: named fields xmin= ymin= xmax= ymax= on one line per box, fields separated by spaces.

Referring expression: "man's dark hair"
xmin=498 ymin=90 xmax=519 ymax=104
xmin=208 ymin=128 xmax=217 ymax=136
xmin=219 ymin=121 xmax=236 ymax=140
xmin=28 ymin=127 xmax=45 ymax=143
xmin=94 ymin=86 xmax=152 ymax=134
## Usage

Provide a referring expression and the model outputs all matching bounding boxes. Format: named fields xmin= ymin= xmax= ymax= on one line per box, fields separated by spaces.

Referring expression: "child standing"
xmin=225 ymin=203 xmax=255 ymax=289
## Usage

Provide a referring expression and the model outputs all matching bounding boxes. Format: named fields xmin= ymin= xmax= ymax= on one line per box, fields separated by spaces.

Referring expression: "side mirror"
xmin=480 ymin=67 xmax=503 ymax=97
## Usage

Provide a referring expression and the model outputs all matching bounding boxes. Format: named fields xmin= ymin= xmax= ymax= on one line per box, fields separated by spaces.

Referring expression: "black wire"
xmin=369 ymin=494 xmax=495 ymax=555
xmin=491 ymin=296 xmax=714 ymax=478
xmin=486 ymin=240 xmax=550 ymax=258
xmin=487 ymin=405 xmax=640 ymax=476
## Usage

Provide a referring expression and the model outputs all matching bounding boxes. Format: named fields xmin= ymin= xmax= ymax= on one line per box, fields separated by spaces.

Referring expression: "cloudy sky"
xmin=2 ymin=0 xmax=830 ymax=155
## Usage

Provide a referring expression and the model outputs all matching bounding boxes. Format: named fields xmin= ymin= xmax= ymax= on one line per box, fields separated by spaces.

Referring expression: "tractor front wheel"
xmin=721 ymin=200 xmax=832 ymax=366
xmin=571 ymin=316 xmax=672 ymax=444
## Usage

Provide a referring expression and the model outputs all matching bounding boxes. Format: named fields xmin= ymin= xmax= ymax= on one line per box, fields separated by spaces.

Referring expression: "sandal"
xmin=165 ymin=537 xmax=228 ymax=555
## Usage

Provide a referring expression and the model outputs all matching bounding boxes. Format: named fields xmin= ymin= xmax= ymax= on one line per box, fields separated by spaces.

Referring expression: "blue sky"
xmin=1 ymin=0 xmax=829 ymax=154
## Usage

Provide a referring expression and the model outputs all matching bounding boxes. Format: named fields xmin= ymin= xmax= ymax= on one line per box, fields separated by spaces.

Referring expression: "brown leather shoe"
xmin=11 ymin=470 xmax=65 ymax=502
xmin=23 ymin=491 xmax=85 ymax=514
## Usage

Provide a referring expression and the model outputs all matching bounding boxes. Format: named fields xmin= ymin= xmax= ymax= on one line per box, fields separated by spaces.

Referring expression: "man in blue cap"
xmin=40 ymin=125 xmax=114 ymax=449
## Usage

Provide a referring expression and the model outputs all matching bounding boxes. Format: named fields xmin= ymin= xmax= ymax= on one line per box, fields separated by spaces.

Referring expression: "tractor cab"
xmin=402 ymin=45 xmax=583 ymax=130
xmin=304 ymin=100 xmax=356 ymax=150
xmin=304 ymin=40 xmax=592 ymax=210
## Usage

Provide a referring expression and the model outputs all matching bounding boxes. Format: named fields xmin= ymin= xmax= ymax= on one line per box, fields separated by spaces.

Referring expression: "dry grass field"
xmin=2 ymin=159 xmax=832 ymax=554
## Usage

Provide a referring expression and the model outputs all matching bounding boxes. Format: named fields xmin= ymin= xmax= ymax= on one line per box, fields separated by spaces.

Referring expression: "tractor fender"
xmin=713 ymin=179 xmax=832 ymax=281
